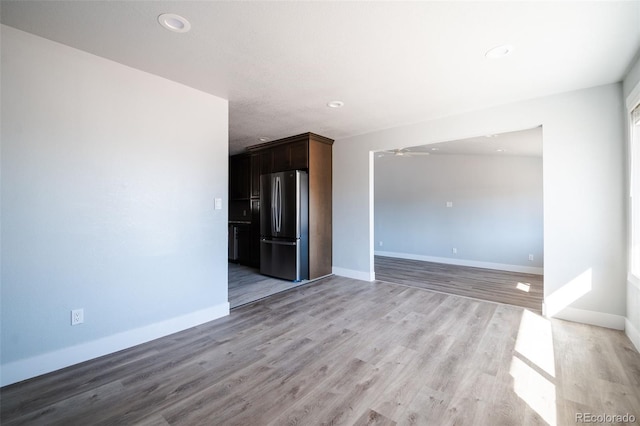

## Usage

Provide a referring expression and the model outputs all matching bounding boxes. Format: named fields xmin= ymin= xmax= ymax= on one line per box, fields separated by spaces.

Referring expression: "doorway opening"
xmin=373 ymin=127 xmax=544 ymax=312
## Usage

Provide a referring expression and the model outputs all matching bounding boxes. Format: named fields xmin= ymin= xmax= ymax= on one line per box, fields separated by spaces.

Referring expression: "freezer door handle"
xmin=261 ymin=238 xmax=297 ymax=246
xmin=271 ymin=176 xmax=282 ymax=233
xmin=271 ymin=176 xmax=277 ymax=233
xmin=276 ymin=176 xmax=282 ymax=233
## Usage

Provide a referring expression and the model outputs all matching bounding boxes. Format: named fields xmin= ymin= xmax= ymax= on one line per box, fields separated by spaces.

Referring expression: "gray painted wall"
xmin=334 ymin=83 xmax=626 ymax=325
xmin=1 ymin=26 xmax=229 ymax=383
xmin=374 ymin=153 xmax=543 ymax=271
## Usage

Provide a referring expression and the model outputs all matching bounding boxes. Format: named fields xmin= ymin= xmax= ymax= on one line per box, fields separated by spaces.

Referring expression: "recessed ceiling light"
xmin=327 ymin=101 xmax=344 ymax=108
xmin=431 ymin=148 xmax=439 ymax=151
xmin=158 ymin=13 xmax=191 ymax=33
xmin=259 ymin=137 xmax=270 ymax=142
xmin=485 ymin=44 xmax=513 ymax=59
xmin=496 ymin=149 xmax=506 ymax=152
xmin=485 ymin=134 xmax=498 ymax=138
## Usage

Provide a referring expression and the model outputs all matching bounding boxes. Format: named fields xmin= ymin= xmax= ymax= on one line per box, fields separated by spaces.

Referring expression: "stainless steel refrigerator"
xmin=260 ymin=170 xmax=309 ymax=281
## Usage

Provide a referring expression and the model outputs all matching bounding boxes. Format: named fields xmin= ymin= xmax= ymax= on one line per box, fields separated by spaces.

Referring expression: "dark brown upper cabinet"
xmin=250 ymin=154 xmax=261 ymax=199
xmin=229 ymin=154 xmax=250 ymax=200
xmin=272 ymin=140 xmax=308 ymax=172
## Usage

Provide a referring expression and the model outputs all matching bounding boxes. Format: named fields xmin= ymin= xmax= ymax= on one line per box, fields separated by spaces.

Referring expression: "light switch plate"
xmin=214 ymin=198 xmax=222 ymax=210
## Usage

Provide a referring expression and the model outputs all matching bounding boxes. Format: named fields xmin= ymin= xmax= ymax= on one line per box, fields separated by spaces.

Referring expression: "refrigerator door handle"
xmin=271 ymin=176 xmax=278 ymax=234
xmin=275 ymin=176 xmax=282 ymax=233
xmin=261 ymin=238 xmax=297 ymax=246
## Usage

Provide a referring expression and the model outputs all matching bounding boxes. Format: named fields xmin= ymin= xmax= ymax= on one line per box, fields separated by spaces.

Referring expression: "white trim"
xmin=625 ymin=318 xmax=640 ymax=353
xmin=629 ymin=275 xmax=640 ymax=292
xmin=626 ymin=79 xmax=640 ymax=110
xmin=545 ymin=305 xmax=625 ymax=330
xmin=368 ymin=151 xmax=376 ymax=286
xmin=332 ymin=266 xmax=375 ymax=282
xmin=375 ymin=250 xmax=544 ymax=275
xmin=0 ymin=303 xmax=230 ymax=387
xmin=628 ymin=78 xmax=640 ymax=285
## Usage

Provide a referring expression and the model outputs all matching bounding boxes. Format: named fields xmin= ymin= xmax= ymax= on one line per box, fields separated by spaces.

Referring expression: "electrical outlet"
xmin=452 ymin=248 xmax=457 ymax=254
xmin=379 ymin=241 xmax=383 ymax=247
xmin=71 ymin=308 xmax=84 ymax=326
xmin=528 ymin=254 xmax=534 ymax=261
xmin=446 ymin=201 xmax=453 ymax=208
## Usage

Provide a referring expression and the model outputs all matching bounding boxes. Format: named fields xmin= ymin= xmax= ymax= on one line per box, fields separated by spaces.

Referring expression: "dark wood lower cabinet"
xmin=237 ymin=225 xmax=251 ymax=265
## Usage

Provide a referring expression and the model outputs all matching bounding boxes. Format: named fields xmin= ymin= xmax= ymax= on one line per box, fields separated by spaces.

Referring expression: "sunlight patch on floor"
xmin=515 ymin=310 xmax=555 ymax=377
xmin=511 ymin=309 xmax=557 ymax=425
xmin=510 ymin=356 xmax=557 ymax=425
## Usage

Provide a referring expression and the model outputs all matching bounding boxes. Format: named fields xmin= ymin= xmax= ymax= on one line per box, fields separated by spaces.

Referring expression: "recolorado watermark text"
xmin=575 ymin=413 xmax=636 ymax=423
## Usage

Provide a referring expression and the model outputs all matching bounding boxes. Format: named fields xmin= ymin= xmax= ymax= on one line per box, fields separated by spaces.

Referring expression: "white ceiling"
xmin=2 ymin=1 xmax=639 ymax=155
xmin=400 ymin=126 xmax=543 ymax=157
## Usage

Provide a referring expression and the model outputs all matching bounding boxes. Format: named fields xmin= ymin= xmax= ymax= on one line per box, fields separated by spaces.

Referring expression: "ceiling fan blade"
xmin=378 ymin=149 xmax=430 ymax=157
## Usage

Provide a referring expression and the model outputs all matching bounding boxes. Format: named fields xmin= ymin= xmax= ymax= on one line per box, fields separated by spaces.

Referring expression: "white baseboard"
xmin=332 ymin=267 xmax=375 ymax=282
xmin=544 ymin=304 xmax=625 ymax=330
xmin=1 ymin=302 xmax=230 ymax=387
xmin=626 ymin=318 xmax=640 ymax=352
xmin=375 ymin=251 xmax=544 ymax=275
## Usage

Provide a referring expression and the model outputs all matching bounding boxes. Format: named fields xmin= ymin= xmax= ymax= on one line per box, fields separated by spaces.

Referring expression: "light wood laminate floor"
xmin=2 ymin=276 xmax=638 ymax=425
xmin=376 ymin=255 xmax=544 ymax=313
xmin=228 ymin=263 xmax=312 ymax=308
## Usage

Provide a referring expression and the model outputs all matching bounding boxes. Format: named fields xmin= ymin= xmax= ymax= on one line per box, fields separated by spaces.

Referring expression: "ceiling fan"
xmin=378 ymin=148 xmax=431 ymax=157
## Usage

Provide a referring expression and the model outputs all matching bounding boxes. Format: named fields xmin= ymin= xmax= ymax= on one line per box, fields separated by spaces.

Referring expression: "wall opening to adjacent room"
xmin=373 ymin=127 xmax=544 ymax=311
